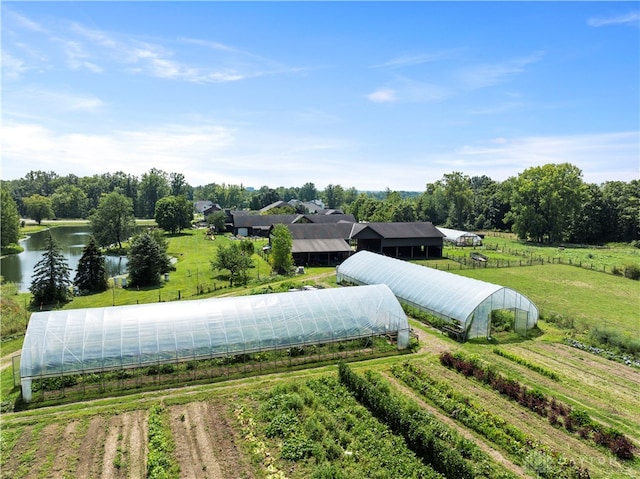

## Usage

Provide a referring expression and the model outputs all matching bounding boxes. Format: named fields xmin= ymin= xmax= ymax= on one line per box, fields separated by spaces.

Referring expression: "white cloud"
xmin=445 ymin=131 xmax=639 ymax=183
xmin=588 ymin=11 xmax=640 ymax=27
xmin=367 ymin=88 xmax=397 ymax=103
xmin=1 ymin=121 xmax=236 ymax=184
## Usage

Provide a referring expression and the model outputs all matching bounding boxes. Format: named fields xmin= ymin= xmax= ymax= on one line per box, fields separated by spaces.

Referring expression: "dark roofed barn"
xmin=350 ymin=222 xmax=444 ymax=259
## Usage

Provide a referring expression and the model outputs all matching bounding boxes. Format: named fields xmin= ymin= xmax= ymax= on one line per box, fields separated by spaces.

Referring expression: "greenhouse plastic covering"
xmin=336 ymin=251 xmax=538 ymax=340
xmin=20 ymin=284 xmax=408 ymax=401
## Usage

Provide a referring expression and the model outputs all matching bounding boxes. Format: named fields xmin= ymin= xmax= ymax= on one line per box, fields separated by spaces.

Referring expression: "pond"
xmin=1 ymin=225 xmax=127 ymax=293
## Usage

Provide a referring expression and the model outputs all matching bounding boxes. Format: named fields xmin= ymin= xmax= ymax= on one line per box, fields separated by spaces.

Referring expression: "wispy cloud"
xmin=372 ymin=52 xmax=447 ymax=69
xmin=588 ymin=11 xmax=640 ymax=27
xmin=1 ymin=52 xmax=29 ymax=79
xmin=3 ymin=10 xmax=297 ymax=84
xmin=456 ymin=52 xmax=545 ymax=89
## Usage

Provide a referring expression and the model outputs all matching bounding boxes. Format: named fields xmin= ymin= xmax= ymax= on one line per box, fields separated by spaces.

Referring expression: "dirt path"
xmin=381 ymin=372 xmax=529 ymax=478
xmin=0 ymin=349 xmax=20 ymax=372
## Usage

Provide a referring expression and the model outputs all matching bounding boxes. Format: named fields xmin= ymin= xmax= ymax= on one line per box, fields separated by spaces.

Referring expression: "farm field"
xmin=2 ymin=228 xmax=639 ymax=478
xmin=2 ymin=326 xmax=638 ymax=479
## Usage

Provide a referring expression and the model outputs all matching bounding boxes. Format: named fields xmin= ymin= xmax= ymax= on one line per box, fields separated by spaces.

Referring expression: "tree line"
xmin=2 ymin=162 xmax=638 ymax=249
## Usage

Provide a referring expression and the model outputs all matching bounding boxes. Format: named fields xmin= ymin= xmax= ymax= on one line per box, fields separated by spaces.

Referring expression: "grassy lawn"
xmin=453 ymin=264 xmax=640 ymax=337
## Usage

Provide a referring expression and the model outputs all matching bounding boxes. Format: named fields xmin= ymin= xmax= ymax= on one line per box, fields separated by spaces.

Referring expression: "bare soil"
xmin=168 ymin=399 xmax=256 ymax=479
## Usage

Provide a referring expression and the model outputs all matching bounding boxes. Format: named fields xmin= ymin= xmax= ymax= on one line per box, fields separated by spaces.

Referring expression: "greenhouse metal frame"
xmin=20 ymin=284 xmax=408 ymax=402
xmin=336 ymin=251 xmax=538 ymax=341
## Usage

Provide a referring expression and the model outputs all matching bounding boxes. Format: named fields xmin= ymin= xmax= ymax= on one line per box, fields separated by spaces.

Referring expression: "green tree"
xmin=29 ymin=234 xmax=72 ymax=307
xmin=50 ymin=184 xmax=89 ymax=218
xmin=154 ymin=195 xmax=194 ymax=234
xmin=1 ymin=187 xmax=20 ymax=249
xmin=24 ymin=194 xmax=54 ymax=225
xmin=210 ymin=242 xmax=253 ymax=286
xmin=441 ymin=171 xmax=473 ymax=228
xmin=507 ymin=163 xmax=585 ymax=243
xmin=74 ymin=236 xmax=108 ymax=294
xmin=299 ymin=182 xmax=317 ymax=202
xmin=137 ymin=168 xmax=170 ymax=218
xmin=90 ymin=191 xmax=136 ymax=249
xmin=207 ymin=211 xmax=227 ymax=233
xmin=323 ymin=184 xmax=345 ymax=209
xmin=126 ymin=232 xmax=172 ymax=287
xmin=269 ymin=224 xmax=293 ymax=275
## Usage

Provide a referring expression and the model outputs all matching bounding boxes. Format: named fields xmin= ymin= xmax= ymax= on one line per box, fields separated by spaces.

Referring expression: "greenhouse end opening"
xmin=19 ymin=284 xmax=409 ymax=403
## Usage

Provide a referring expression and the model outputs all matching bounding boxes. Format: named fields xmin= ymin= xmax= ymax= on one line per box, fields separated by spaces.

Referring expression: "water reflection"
xmin=0 ymin=225 xmax=128 ymax=292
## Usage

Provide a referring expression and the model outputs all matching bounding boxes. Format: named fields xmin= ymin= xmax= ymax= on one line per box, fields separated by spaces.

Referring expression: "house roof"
xmin=194 ymin=200 xmax=214 ymax=213
xmin=350 ymin=222 xmax=444 ymax=239
xmin=259 ymin=201 xmax=290 ymax=213
xmin=291 ymin=238 xmax=351 ymax=254
xmin=285 ymin=222 xmax=355 ymax=240
xmin=301 ymin=214 xmax=356 ymax=224
xmin=233 ymin=214 xmax=301 ymax=228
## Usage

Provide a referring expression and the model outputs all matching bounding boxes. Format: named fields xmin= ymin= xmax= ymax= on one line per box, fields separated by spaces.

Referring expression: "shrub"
xmin=623 ymin=263 xmax=640 ymax=280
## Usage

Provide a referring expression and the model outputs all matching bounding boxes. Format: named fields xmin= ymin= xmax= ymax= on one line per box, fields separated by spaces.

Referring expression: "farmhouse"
xmin=336 ymin=250 xmax=539 ymax=340
xmin=19 ymin=284 xmax=409 ymax=402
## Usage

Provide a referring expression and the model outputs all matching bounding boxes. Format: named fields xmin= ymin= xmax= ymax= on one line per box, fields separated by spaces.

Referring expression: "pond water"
xmin=1 ymin=225 xmax=127 ymax=292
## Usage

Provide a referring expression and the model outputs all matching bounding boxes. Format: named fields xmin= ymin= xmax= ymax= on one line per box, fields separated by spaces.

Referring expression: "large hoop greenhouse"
xmin=336 ymin=251 xmax=538 ymax=341
xmin=19 ymin=284 xmax=408 ymax=402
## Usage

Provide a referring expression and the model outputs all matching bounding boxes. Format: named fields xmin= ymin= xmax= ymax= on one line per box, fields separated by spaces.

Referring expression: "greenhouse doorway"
xmin=490 ymin=309 xmax=531 ymax=337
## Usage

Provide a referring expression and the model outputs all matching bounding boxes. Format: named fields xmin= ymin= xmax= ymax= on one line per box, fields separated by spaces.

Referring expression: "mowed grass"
xmin=65 ymin=229 xmax=273 ymax=309
xmin=453 ymin=264 xmax=640 ymax=337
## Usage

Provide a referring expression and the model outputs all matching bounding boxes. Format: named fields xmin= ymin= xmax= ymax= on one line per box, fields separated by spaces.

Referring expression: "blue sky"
xmin=2 ymin=2 xmax=639 ymax=191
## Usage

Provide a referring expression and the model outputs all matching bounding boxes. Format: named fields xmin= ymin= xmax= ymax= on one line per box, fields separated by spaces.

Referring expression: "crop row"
xmin=146 ymin=403 xmax=180 ymax=479
xmin=242 ymin=374 xmax=444 ymax=479
xmin=440 ymin=351 xmax=635 ymax=461
xmin=391 ymin=360 xmax=589 ymax=479
xmin=492 ymin=348 xmax=560 ymax=381
xmin=337 ymin=361 xmax=516 ymax=479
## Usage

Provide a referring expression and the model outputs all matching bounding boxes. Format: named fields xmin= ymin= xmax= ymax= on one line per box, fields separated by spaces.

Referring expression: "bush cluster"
xmin=440 ymin=352 xmax=635 ymax=460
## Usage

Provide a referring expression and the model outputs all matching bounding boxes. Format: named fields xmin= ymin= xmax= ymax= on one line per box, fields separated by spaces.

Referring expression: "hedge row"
xmin=338 ymin=361 xmax=503 ymax=479
xmin=391 ymin=360 xmax=590 ymax=479
xmin=440 ymin=351 xmax=635 ymax=461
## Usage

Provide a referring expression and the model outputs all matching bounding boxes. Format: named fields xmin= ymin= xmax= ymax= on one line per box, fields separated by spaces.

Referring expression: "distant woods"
xmin=1 ymin=163 xmax=638 ymax=246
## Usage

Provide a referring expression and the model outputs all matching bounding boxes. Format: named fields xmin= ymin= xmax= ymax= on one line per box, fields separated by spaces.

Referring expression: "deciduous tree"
xmin=269 ymin=224 xmax=293 ymax=275
xmin=210 ymin=242 xmax=253 ymax=286
xmin=507 ymin=163 xmax=585 ymax=243
xmin=24 ymin=194 xmax=54 ymax=225
xmin=154 ymin=195 xmax=193 ymax=234
xmin=1 ymin=187 xmax=20 ymax=249
xmin=90 ymin=191 xmax=136 ymax=249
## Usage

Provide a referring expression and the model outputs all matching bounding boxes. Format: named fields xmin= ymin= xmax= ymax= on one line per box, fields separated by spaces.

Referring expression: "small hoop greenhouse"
xmin=20 ymin=284 xmax=408 ymax=402
xmin=437 ymin=227 xmax=483 ymax=246
xmin=336 ymin=251 xmax=538 ymax=341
